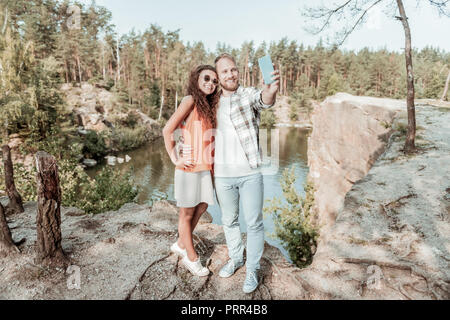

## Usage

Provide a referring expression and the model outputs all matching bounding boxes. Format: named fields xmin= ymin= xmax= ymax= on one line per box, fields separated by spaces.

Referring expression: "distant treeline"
xmin=1 ymin=0 xmax=449 ymax=123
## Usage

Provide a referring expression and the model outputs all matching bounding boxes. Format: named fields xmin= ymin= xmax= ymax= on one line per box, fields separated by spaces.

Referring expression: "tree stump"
xmin=1 ymin=145 xmax=24 ymax=214
xmin=35 ymin=151 xmax=69 ymax=267
xmin=0 ymin=202 xmax=19 ymax=255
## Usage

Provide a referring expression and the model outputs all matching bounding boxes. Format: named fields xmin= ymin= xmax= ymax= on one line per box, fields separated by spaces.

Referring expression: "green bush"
xmin=20 ymin=126 xmax=82 ymax=162
xmin=264 ymin=167 xmax=319 ymax=268
xmin=394 ymin=121 xmax=408 ymax=136
xmin=124 ymin=112 xmax=140 ymax=129
xmin=0 ymin=163 xmax=37 ymax=201
xmin=82 ymin=130 xmax=108 ymax=160
xmin=289 ymin=103 xmax=299 ymax=121
xmin=110 ymin=126 xmax=148 ymax=151
xmin=260 ymin=108 xmax=276 ymax=129
xmin=0 ymin=157 xmax=138 ymax=215
xmin=289 ymin=90 xmax=314 ymax=120
xmin=59 ymin=159 xmax=138 ymax=214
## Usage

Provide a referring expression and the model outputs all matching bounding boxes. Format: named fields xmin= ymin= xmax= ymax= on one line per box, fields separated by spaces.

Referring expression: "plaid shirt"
xmin=227 ymin=85 xmax=275 ymax=169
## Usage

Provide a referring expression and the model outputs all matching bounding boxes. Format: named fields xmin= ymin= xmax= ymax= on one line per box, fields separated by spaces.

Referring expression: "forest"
xmin=1 ymin=1 xmax=449 ymax=128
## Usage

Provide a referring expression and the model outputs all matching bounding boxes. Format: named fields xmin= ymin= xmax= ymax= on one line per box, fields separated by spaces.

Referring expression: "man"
xmin=213 ymin=53 xmax=280 ymax=293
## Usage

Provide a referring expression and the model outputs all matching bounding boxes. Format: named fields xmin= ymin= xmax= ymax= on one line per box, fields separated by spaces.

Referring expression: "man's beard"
xmin=220 ymin=79 xmax=239 ymax=92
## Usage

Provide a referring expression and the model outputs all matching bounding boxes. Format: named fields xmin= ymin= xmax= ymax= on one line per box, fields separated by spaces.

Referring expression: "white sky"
xmin=83 ymin=0 xmax=450 ymax=53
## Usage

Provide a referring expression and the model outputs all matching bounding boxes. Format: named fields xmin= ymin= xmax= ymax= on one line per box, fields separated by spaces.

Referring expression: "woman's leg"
xmin=178 ymin=207 xmax=198 ymax=261
xmin=191 ymin=202 xmax=208 ymax=231
xmin=177 ymin=202 xmax=207 ymax=248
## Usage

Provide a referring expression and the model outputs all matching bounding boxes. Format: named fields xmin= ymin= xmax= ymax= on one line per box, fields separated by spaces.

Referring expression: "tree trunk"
xmin=76 ymin=53 xmax=82 ymax=83
xmin=71 ymin=63 xmax=76 ymax=83
xmin=175 ymin=91 xmax=178 ymax=111
xmin=64 ymin=59 xmax=69 ymax=83
xmin=317 ymin=70 xmax=321 ymax=89
xmin=155 ymin=45 xmax=160 ymax=78
xmin=279 ymin=63 xmax=283 ymax=95
xmin=441 ymin=70 xmax=450 ymax=101
xmin=2 ymin=7 xmax=8 ymax=35
xmin=35 ymin=151 xmax=68 ymax=267
xmin=144 ymin=48 xmax=150 ymax=80
xmin=158 ymin=94 xmax=164 ymax=121
xmin=397 ymin=0 xmax=416 ymax=153
xmin=2 ymin=145 xmax=24 ymax=214
xmin=0 ymin=202 xmax=19 ymax=255
xmin=117 ymin=37 xmax=121 ymax=82
xmin=101 ymin=42 xmax=106 ymax=81
xmin=109 ymin=61 xmax=113 ymax=79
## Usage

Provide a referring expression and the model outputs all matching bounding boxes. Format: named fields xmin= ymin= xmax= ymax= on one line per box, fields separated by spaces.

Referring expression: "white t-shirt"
xmin=214 ymin=96 xmax=260 ymax=178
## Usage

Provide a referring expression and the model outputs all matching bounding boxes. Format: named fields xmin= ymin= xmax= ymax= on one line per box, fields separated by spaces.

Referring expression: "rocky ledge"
xmin=0 ymin=200 xmax=304 ymax=300
xmin=301 ymin=93 xmax=450 ymax=299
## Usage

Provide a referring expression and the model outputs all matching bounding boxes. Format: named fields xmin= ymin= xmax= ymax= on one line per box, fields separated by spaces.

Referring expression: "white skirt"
xmin=174 ymin=169 xmax=215 ymax=208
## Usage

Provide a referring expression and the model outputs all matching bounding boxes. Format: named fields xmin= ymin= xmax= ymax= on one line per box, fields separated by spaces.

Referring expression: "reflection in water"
xmin=87 ymin=128 xmax=310 ymax=261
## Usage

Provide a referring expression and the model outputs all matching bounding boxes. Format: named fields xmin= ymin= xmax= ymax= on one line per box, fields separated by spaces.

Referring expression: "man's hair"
xmin=214 ymin=53 xmax=236 ymax=66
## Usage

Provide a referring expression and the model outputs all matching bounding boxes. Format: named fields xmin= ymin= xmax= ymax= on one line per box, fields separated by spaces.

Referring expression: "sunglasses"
xmin=203 ymin=75 xmax=219 ymax=85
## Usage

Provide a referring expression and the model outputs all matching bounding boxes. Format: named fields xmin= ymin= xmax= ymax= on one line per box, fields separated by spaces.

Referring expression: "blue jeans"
xmin=214 ymin=173 xmax=264 ymax=273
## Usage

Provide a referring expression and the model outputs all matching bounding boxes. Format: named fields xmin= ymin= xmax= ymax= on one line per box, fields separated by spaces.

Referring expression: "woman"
xmin=162 ymin=65 xmax=219 ymax=276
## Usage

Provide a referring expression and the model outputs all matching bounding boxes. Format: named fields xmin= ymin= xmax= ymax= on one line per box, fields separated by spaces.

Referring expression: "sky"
xmin=82 ymin=0 xmax=450 ymax=53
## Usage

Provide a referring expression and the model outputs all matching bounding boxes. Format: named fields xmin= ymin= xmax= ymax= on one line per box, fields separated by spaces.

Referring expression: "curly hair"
xmin=186 ymin=65 xmax=220 ymax=128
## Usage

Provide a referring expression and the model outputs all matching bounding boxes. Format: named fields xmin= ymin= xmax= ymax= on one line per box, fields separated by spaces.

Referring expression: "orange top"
xmin=175 ymin=106 xmax=214 ymax=172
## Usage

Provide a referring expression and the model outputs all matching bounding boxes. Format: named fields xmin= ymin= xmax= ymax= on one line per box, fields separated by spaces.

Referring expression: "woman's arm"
xmin=162 ymin=95 xmax=195 ymax=168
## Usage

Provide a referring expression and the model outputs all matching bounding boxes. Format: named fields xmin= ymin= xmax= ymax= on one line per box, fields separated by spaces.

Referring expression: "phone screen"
xmin=258 ymin=55 xmax=275 ymax=85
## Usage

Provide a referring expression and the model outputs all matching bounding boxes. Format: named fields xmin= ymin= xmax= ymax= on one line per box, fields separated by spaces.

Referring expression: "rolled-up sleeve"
xmin=258 ymin=91 xmax=275 ymax=109
xmin=250 ymin=88 xmax=275 ymax=111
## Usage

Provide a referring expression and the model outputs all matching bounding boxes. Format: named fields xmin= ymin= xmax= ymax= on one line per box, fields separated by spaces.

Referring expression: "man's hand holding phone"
xmin=264 ymin=68 xmax=280 ymax=94
xmin=258 ymin=55 xmax=280 ymax=104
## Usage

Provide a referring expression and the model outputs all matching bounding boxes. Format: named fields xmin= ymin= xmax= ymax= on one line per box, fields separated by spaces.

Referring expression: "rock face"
xmin=308 ymin=93 xmax=406 ymax=237
xmin=62 ymin=83 xmax=112 ymax=132
xmin=61 ymin=82 xmax=160 ymax=134
xmin=0 ymin=200 xmax=305 ymax=300
xmin=300 ymin=93 xmax=450 ymax=299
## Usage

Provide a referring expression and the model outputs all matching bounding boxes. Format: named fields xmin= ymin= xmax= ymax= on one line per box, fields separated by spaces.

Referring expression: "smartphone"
xmin=258 ymin=55 xmax=275 ymax=85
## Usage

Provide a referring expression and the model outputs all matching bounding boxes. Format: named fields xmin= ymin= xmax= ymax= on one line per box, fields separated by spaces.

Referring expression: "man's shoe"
xmin=181 ymin=256 xmax=210 ymax=277
xmin=170 ymin=241 xmax=187 ymax=258
xmin=219 ymin=259 xmax=244 ymax=278
xmin=243 ymin=270 xmax=259 ymax=293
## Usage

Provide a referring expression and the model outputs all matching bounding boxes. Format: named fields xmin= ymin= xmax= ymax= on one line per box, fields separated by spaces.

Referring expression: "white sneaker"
xmin=181 ymin=256 xmax=210 ymax=277
xmin=170 ymin=241 xmax=187 ymax=258
xmin=219 ymin=259 xmax=244 ymax=278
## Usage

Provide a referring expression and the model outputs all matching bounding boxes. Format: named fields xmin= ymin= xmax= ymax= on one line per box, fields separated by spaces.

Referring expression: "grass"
xmin=347 ymin=236 xmax=369 ymax=246
xmin=380 ymin=120 xmax=392 ymax=129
